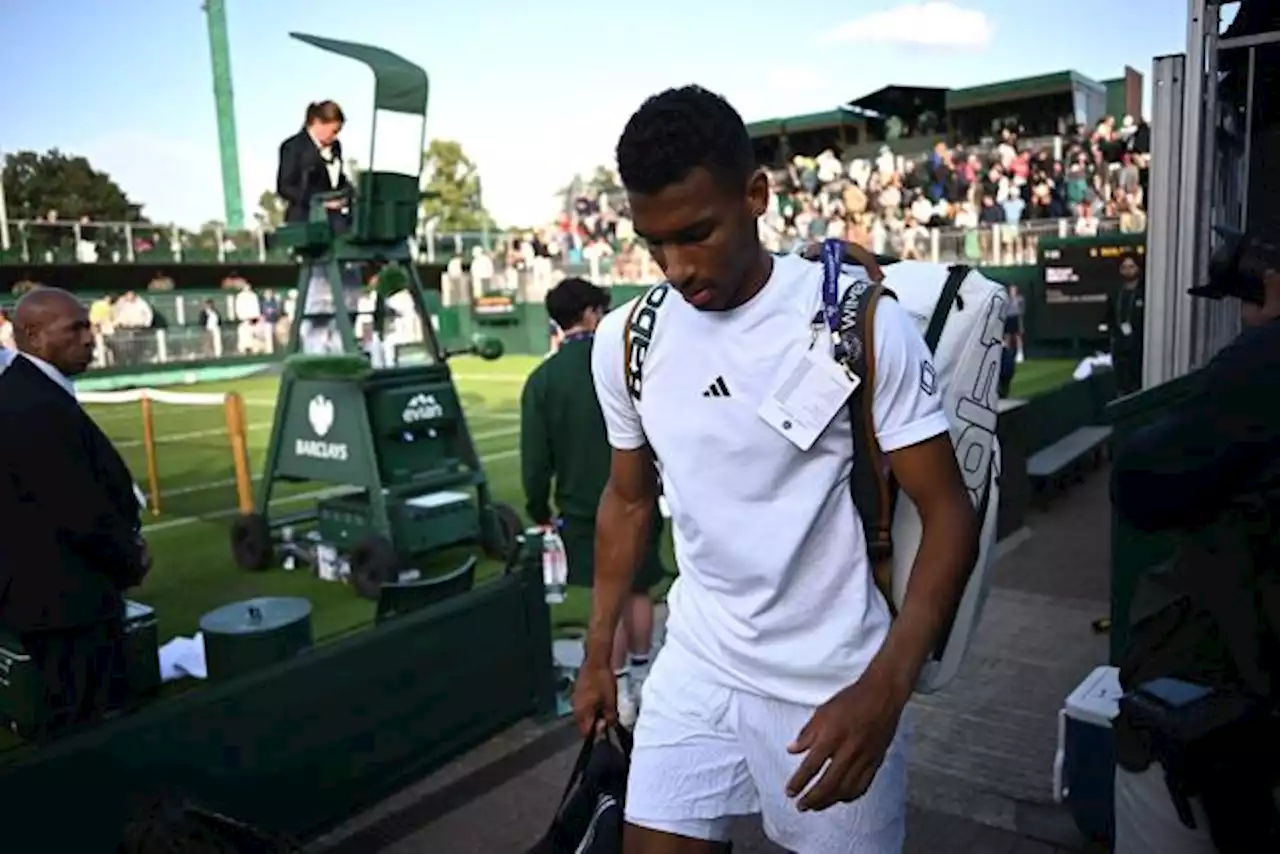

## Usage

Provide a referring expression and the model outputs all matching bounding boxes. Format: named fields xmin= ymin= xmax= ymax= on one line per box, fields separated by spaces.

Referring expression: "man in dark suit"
xmin=0 ymin=287 xmax=150 ymax=738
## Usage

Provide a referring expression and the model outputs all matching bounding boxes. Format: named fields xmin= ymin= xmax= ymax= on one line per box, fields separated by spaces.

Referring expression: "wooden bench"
xmin=1027 ymin=425 xmax=1113 ymax=500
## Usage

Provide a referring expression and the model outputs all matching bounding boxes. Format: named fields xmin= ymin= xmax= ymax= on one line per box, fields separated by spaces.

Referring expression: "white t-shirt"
xmin=234 ymin=289 xmax=262 ymax=321
xmin=591 ymin=253 xmax=949 ymax=707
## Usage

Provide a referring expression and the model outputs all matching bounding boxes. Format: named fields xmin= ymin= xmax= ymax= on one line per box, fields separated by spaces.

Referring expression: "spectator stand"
xmin=746 ymin=68 xmax=1150 ymax=269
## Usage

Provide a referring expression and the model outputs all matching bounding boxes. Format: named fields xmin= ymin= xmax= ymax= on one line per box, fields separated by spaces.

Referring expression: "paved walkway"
xmin=312 ymin=467 xmax=1115 ymax=854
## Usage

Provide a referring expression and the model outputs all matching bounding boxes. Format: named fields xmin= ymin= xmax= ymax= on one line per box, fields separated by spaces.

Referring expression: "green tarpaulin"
xmin=290 ymin=32 xmax=429 ymax=116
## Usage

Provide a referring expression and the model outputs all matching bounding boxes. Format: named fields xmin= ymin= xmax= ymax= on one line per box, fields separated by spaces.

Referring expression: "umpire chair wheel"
xmin=350 ymin=535 xmax=399 ymax=601
xmin=482 ymin=502 xmax=524 ymax=562
xmin=230 ymin=513 xmax=273 ymax=572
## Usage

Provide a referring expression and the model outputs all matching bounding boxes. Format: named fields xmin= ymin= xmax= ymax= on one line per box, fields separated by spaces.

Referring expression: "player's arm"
xmin=519 ymin=371 xmax=554 ymax=525
xmin=584 ymin=307 xmax=653 ymax=667
xmin=867 ymin=298 xmax=978 ymax=697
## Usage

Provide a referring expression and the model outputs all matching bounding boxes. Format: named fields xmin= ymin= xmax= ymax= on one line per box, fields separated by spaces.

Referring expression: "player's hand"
xmin=324 ymin=198 xmax=346 ymax=211
xmin=785 ymin=664 xmax=909 ymax=811
xmin=798 ymin=240 xmax=885 ymax=283
xmin=572 ymin=659 xmax=617 ymax=737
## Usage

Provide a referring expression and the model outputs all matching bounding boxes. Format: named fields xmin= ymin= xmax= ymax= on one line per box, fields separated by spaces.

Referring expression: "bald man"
xmin=0 ymin=287 xmax=150 ymax=738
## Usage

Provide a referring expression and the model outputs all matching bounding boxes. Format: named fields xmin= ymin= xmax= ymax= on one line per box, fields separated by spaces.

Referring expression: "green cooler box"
xmin=317 ymin=489 xmax=479 ymax=556
xmin=0 ymin=600 xmax=160 ymax=738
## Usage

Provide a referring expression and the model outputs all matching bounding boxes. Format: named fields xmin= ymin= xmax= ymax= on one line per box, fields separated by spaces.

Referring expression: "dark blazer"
xmin=0 ymin=357 xmax=144 ymax=632
xmin=276 ymin=129 xmax=352 ymax=229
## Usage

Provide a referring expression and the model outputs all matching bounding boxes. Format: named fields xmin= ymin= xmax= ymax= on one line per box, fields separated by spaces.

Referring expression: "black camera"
xmin=1191 ymin=227 xmax=1279 ymax=305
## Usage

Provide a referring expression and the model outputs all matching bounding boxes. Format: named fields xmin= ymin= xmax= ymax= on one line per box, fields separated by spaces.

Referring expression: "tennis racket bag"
xmin=819 ymin=240 xmax=1006 ymax=693
xmin=526 ymin=724 xmax=631 ymax=854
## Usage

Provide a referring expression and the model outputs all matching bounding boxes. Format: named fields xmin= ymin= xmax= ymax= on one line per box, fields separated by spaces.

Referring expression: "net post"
xmin=224 ymin=392 xmax=255 ymax=515
xmin=139 ymin=392 xmax=161 ymax=515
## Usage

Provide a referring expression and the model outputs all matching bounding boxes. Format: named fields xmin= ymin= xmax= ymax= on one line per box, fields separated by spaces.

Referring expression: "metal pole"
xmin=0 ymin=148 xmax=9 ymax=252
xmin=1172 ymin=0 xmax=1207 ymax=379
xmin=1241 ymin=46 xmax=1256 ymax=230
xmin=1191 ymin=0 xmax=1221 ymax=371
xmin=202 ymin=0 xmax=246 ymax=230
xmin=1143 ymin=54 xmax=1186 ymax=389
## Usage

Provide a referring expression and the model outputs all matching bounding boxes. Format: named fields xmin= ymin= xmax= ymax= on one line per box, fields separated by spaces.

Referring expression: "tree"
xmin=1 ymin=149 xmax=145 ymax=222
xmin=587 ymin=164 xmax=622 ymax=198
xmin=556 ymin=163 xmax=624 ymax=214
xmin=187 ymin=219 xmax=226 ymax=254
xmin=556 ymin=172 xmax=585 ymax=214
xmin=254 ymin=190 xmax=286 ymax=230
xmin=419 ymin=139 xmax=495 ymax=232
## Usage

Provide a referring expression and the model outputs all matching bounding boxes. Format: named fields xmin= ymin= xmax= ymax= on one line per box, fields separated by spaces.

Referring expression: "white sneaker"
xmin=616 ymin=675 xmax=639 ymax=729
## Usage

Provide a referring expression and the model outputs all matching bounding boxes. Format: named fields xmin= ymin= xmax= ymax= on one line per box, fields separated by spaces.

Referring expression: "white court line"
xmin=140 ymin=425 xmax=519 ymax=498
xmin=86 ymin=396 xmax=278 ymax=424
xmin=89 ymin=381 xmax=516 ymax=421
xmin=142 ymin=447 xmax=519 ymax=535
xmin=116 ymin=418 xmax=519 ymax=450
xmin=452 ymin=373 xmax=532 ymax=383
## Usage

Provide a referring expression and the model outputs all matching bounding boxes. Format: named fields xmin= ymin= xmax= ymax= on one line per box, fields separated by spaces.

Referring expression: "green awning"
xmin=946 ymin=71 xmax=1102 ymax=112
xmin=290 ymin=32 xmax=429 ymax=116
xmin=746 ymin=108 xmax=863 ymax=140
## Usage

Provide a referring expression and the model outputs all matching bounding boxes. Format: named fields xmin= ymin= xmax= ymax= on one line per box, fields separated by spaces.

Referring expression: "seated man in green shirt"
xmin=521 ymin=277 xmax=667 ymax=727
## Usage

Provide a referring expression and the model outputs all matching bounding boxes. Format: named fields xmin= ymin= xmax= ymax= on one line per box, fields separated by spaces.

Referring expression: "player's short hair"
xmin=615 ymin=85 xmax=756 ymax=196
xmin=545 ymin=277 xmax=610 ymax=331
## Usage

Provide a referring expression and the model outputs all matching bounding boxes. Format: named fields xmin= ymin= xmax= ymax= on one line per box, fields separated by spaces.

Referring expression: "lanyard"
xmin=1117 ymin=289 xmax=1137 ymax=327
xmin=819 ymin=238 xmax=848 ymax=361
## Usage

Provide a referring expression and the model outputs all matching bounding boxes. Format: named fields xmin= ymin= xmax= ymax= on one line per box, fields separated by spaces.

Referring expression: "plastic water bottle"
xmin=281 ymin=526 xmax=296 ymax=571
xmin=542 ymin=528 xmax=568 ymax=605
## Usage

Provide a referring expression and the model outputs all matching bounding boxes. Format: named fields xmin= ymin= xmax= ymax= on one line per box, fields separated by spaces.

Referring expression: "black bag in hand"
xmin=527 ymin=722 xmax=631 ymax=854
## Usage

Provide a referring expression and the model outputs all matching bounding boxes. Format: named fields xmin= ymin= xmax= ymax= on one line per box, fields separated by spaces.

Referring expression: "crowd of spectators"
xmin=452 ymin=114 xmax=1152 ymax=291
xmin=6 ymin=114 xmax=1155 ymax=298
xmin=0 ymin=277 xmax=298 ymax=371
xmin=759 ymin=116 xmax=1150 ymax=263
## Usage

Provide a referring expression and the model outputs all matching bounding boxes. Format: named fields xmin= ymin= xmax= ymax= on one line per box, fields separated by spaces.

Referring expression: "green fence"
xmin=3 ymin=264 xmax=1099 ymax=390
xmin=1105 ymin=371 xmax=1202 ymax=662
xmin=0 ymin=548 xmax=556 ymax=851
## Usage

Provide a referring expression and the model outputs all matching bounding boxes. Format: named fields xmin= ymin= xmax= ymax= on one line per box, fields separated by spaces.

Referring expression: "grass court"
xmin=84 ymin=355 xmax=1078 ymax=645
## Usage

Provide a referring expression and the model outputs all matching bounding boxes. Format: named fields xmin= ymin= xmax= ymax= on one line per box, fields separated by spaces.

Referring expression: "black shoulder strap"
xmin=839 ymin=282 xmax=898 ymax=611
xmin=622 ymin=283 xmax=671 ymax=402
xmin=924 ymin=264 xmax=970 ymax=353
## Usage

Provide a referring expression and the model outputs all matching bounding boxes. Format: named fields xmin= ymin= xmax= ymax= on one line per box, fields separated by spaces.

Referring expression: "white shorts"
xmin=625 ymin=643 xmax=908 ymax=853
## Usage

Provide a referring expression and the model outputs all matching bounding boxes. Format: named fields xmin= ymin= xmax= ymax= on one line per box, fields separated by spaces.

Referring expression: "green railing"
xmin=0 ymin=217 xmax=1135 ymax=271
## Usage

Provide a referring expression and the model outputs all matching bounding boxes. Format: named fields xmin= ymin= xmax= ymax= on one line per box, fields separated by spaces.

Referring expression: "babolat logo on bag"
xmin=624 ymin=284 xmax=670 ymax=401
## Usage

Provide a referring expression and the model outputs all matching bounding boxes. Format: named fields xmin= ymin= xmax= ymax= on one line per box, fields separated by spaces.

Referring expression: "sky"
xmin=1 ymin=0 xmax=1189 ymax=230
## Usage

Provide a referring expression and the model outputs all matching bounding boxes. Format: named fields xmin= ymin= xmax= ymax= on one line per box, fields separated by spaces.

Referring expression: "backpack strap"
xmin=622 ymin=283 xmax=671 ymax=402
xmin=924 ymin=265 xmax=971 ymax=352
xmin=839 ymin=282 xmax=899 ymax=612
xmin=815 ymin=238 xmax=901 ymax=610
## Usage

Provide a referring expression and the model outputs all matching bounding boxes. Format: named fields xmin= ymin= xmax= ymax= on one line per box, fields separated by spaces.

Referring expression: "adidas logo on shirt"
xmin=702 ymin=376 xmax=731 ymax=398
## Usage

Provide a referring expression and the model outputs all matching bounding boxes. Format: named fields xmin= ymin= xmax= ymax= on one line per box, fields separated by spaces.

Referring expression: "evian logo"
xmin=296 ymin=394 xmax=348 ymax=461
xmin=308 ymin=395 xmax=335 ymax=437
xmin=402 ymin=393 xmax=444 ymax=423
